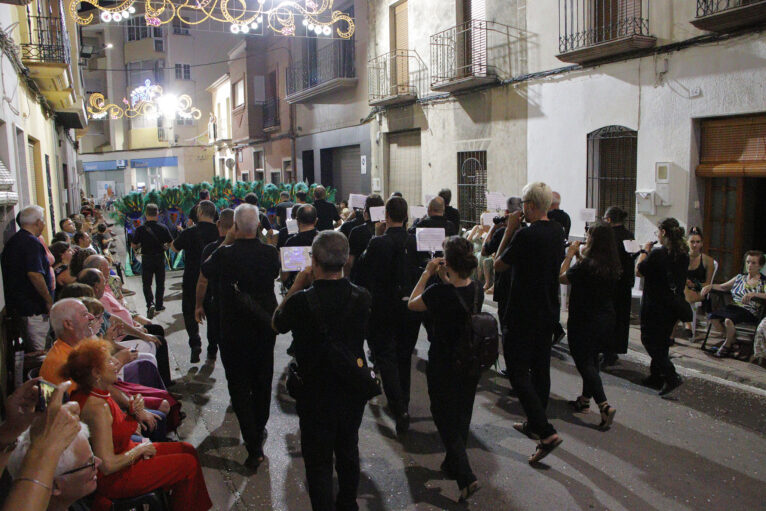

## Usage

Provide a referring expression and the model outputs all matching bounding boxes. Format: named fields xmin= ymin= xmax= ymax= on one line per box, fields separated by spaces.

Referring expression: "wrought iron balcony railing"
xmin=262 ymin=97 xmax=280 ymax=130
xmin=368 ymin=49 xmax=427 ymax=106
xmin=558 ymin=0 xmax=651 ymax=54
xmin=20 ymin=15 xmax=71 ymax=64
xmin=696 ymin=0 xmax=763 ymax=17
xmin=430 ymin=19 xmax=516 ymax=91
xmin=286 ymin=39 xmax=355 ymax=97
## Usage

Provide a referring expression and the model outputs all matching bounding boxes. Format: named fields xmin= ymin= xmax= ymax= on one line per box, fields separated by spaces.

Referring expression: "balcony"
xmin=431 ymin=20 xmax=518 ymax=93
xmin=262 ymin=98 xmax=280 ymax=132
xmin=285 ymin=39 xmax=357 ymax=103
xmin=368 ymin=50 xmax=427 ymax=107
xmin=692 ymin=0 xmax=766 ymax=33
xmin=556 ymin=0 xmax=656 ymax=65
xmin=21 ymin=15 xmax=76 ymax=108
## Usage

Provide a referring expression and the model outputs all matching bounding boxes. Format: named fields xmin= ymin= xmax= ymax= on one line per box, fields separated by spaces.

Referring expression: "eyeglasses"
xmin=59 ymin=456 xmax=96 ymax=476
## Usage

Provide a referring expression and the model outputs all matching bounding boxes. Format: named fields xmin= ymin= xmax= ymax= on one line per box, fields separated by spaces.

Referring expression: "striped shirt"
xmin=731 ymin=273 xmax=766 ymax=315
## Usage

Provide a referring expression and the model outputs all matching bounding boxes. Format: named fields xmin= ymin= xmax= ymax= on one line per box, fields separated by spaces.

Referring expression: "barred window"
xmin=586 ymin=126 xmax=637 ymax=232
xmin=457 ymin=150 xmax=487 ymax=228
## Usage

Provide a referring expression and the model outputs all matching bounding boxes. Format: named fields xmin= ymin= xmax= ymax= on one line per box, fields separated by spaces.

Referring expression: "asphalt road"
xmin=136 ymin=272 xmax=765 ymax=511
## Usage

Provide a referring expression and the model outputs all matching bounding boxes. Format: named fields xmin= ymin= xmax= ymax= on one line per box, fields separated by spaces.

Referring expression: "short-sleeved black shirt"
xmin=566 ymin=260 xmax=616 ymax=344
xmin=133 ymin=220 xmax=173 ymax=256
xmin=314 ymin=199 xmax=340 ymax=231
xmin=422 ymin=281 xmax=484 ymax=362
xmin=259 ymin=212 xmax=272 ymax=231
xmin=340 ymin=214 xmax=363 ymax=238
xmin=188 ymin=201 xmax=220 ymax=224
xmin=274 ymin=279 xmax=370 ymax=393
xmin=637 ymin=246 xmax=689 ymax=328
xmin=201 ymin=238 xmax=280 ymax=337
xmin=173 ymin=221 xmax=219 ymax=278
xmin=275 ymin=201 xmax=294 ymax=228
xmin=444 ymin=206 xmax=461 ymax=231
xmin=348 ymin=222 xmax=376 ymax=283
xmin=499 ymin=220 xmax=564 ymax=335
xmin=408 ymin=215 xmax=458 ymax=237
xmin=548 ymin=209 xmax=571 ymax=240
xmin=1 ymin=229 xmax=52 ymax=316
xmin=276 ymin=227 xmax=290 ymax=249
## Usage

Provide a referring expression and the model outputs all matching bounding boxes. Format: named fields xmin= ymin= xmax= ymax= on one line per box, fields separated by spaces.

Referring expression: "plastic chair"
xmin=111 ymin=491 xmax=168 ymax=511
xmin=701 ymin=289 xmax=766 ymax=359
xmin=691 ymin=259 xmax=718 ymax=333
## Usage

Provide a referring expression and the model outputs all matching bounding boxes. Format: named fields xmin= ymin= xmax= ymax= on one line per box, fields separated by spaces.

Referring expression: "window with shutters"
xmin=457 ymin=151 xmax=487 ymax=228
xmin=233 ymin=80 xmax=245 ymax=108
xmin=175 ymin=64 xmax=191 ymax=80
xmin=586 ymin=126 xmax=637 ymax=232
xmin=697 ymin=114 xmax=766 ymax=177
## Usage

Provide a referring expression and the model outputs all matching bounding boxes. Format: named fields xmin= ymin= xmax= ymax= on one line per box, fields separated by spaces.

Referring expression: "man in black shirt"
xmin=339 ymin=209 xmax=363 ymax=239
xmin=548 ymin=191 xmax=571 ymax=240
xmin=201 ymin=204 xmax=280 ymax=469
xmin=356 ymin=197 xmax=421 ymax=435
xmin=281 ymin=204 xmax=318 ymax=289
xmin=172 ymin=200 xmax=220 ymax=363
xmin=313 ymin=186 xmax=340 ymax=231
xmin=275 ymin=192 xmax=294 ymax=229
xmin=409 ymin=196 xmax=458 ymax=236
xmin=439 ymin=188 xmax=461 ymax=230
xmin=244 ymin=193 xmax=273 ymax=231
xmin=494 ymin=182 xmax=564 ymax=463
xmin=273 ymin=230 xmax=371 ymax=511
xmin=131 ymin=203 xmax=172 ymax=318
xmin=345 ymin=194 xmax=384 ymax=281
xmin=194 ymin=208 xmax=235 ymax=361
xmin=188 ymin=189 xmax=219 ymax=224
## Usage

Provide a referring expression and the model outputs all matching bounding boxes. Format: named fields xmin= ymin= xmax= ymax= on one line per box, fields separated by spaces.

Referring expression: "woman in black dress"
xmin=602 ymin=206 xmax=635 ymax=366
xmin=408 ymin=236 xmax=482 ymax=501
xmin=559 ymin=222 xmax=621 ymax=430
xmin=636 ymin=218 xmax=690 ymax=396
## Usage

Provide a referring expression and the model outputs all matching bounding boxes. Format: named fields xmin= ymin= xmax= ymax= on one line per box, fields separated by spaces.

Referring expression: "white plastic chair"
xmin=691 ymin=259 xmax=718 ymax=333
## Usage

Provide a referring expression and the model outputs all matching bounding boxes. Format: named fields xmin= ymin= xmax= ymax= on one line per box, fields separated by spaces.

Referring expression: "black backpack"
xmin=453 ymin=283 xmax=500 ymax=375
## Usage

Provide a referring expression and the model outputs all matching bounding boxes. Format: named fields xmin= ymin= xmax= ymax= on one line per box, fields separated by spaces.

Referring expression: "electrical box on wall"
xmin=655 ymin=183 xmax=671 ymax=206
xmin=654 ymin=162 xmax=672 ymax=206
xmin=636 ymin=190 xmax=656 ymax=215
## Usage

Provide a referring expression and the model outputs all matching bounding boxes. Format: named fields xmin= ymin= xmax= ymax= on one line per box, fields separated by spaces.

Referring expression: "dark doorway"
xmin=319 ymin=148 xmax=333 ymax=187
xmin=302 ymin=150 xmax=315 ymax=183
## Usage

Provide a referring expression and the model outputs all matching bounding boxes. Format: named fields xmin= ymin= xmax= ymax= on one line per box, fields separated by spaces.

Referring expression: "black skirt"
xmin=709 ymin=304 xmax=757 ymax=325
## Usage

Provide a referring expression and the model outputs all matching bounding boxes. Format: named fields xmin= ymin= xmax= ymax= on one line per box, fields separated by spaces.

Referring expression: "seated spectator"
xmin=8 ymin=422 xmax=99 ymax=511
xmin=69 ymin=247 xmax=95 ymax=278
xmin=50 ymin=242 xmax=76 ymax=292
xmin=702 ymin=250 xmax=766 ymax=358
xmin=51 ymin=232 xmax=70 ymax=244
xmin=465 ymin=224 xmax=493 ymax=293
xmin=684 ymin=227 xmax=716 ymax=335
xmin=1 ymin=381 xmax=83 ymax=511
xmin=62 ymin=339 xmax=212 ymax=511
xmin=73 ymin=232 xmax=95 ymax=252
xmin=92 ymin=224 xmax=114 ymax=254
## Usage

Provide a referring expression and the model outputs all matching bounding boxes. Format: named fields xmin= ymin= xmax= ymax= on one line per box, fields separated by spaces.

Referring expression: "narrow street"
xmin=133 ymin=272 xmax=766 ymax=511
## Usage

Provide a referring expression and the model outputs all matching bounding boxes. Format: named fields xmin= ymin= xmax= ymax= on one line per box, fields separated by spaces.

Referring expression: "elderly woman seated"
xmin=702 ymin=250 xmax=766 ymax=358
xmin=61 ymin=339 xmax=212 ymax=511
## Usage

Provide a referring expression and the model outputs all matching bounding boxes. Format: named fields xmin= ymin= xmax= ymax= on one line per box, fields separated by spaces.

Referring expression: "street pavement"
xmin=128 ymin=271 xmax=766 ymax=510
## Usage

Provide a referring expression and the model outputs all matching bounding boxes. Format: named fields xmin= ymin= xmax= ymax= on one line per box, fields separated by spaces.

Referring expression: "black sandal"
xmin=568 ymin=396 xmax=590 ymax=413
xmin=513 ymin=421 xmax=540 ymax=440
xmin=597 ymin=403 xmax=616 ymax=431
xmin=528 ymin=437 xmax=563 ymax=464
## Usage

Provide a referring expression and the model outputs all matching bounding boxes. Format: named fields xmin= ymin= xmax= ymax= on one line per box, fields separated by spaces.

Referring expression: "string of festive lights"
xmin=69 ymin=0 xmax=355 ymax=39
xmin=87 ymin=80 xmax=202 ymax=120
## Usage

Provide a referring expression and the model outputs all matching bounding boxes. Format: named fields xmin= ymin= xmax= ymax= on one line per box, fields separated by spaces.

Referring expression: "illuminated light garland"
xmin=87 ymin=81 xmax=202 ymax=121
xmin=68 ymin=0 xmax=355 ymax=39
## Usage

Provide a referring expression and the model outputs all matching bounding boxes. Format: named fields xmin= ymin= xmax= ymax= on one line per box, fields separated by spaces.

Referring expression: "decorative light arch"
xmin=87 ymin=80 xmax=202 ymax=120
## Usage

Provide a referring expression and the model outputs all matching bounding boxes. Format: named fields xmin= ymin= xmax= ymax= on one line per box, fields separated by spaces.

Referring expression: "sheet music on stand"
xmin=416 ymin=228 xmax=446 ymax=253
xmin=280 ymin=246 xmax=311 ymax=272
xmin=286 ymin=219 xmax=299 ymax=234
xmin=369 ymin=206 xmax=386 ymax=222
xmin=480 ymin=212 xmax=495 ymax=227
xmin=485 ymin=192 xmax=507 ymax=212
xmin=409 ymin=206 xmax=427 ymax=221
xmin=623 ymin=239 xmax=642 ymax=254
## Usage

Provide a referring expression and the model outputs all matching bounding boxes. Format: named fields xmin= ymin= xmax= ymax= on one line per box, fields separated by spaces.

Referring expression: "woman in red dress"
xmin=62 ymin=339 xmax=212 ymax=511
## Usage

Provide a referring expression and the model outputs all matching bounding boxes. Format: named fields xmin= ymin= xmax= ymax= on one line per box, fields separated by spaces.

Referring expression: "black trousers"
xmin=505 ymin=329 xmax=556 ymax=439
xmin=427 ymin=360 xmax=479 ymax=489
xmin=605 ymin=285 xmax=632 ymax=357
xmin=297 ymin=391 xmax=365 ymax=511
xmin=641 ymin=319 xmax=679 ymax=382
xmin=569 ymin=338 xmax=607 ymax=404
xmin=203 ymin=298 xmax=219 ymax=357
xmin=124 ymin=324 xmax=172 ymax=386
xmin=368 ymin=303 xmax=421 ymax=416
xmin=218 ymin=330 xmax=275 ymax=455
xmin=141 ymin=254 xmax=165 ymax=309
xmin=181 ymin=277 xmax=200 ymax=350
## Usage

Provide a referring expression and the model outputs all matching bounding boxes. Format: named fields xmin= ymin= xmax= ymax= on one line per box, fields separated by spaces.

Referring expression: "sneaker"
xmin=190 ymin=348 xmax=202 ymax=364
xmin=659 ymin=376 xmax=683 ymax=396
xmin=147 ymin=305 xmax=156 ymax=320
xmin=155 ymin=305 xmax=166 ymax=312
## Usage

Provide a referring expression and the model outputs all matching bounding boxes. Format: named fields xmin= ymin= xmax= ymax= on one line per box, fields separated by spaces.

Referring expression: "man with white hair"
xmin=548 ymin=191 xmax=571 ymax=240
xmin=8 ymin=424 xmax=100 ymax=511
xmin=494 ymin=182 xmax=565 ymax=464
xmin=1 ymin=205 xmax=54 ymax=352
xmin=201 ymin=203 xmax=280 ymax=470
xmin=313 ymin=186 xmax=341 ymax=231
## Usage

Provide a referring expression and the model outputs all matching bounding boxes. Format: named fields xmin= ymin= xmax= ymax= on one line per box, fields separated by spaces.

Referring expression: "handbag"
xmin=304 ymin=286 xmax=381 ymax=401
xmin=286 ymin=360 xmax=304 ymax=399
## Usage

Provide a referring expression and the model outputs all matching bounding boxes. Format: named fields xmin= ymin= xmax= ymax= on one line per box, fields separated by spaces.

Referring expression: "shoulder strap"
xmin=144 ymin=223 xmax=161 ymax=245
xmin=473 ymin=281 xmax=481 ymax=313
xmin=453 ymin=284 xmax=476 ymax=315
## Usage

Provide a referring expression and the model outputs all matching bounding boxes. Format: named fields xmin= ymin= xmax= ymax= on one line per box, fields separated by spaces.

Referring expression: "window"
xmin=172 ymin=18 xmax=190 ymax=35
xmin=127 ymin=18 xmax=162 ymax=41
xmin=271 ymin=170 xmax=282 ymax=184
xmin=457 ymin=151 xmax=487 ymax=228
xmin=586 ymin=126 xmax=638 ymax=232
xmin=175 ymin=64 xmax=191 ymax=80
xmin=127 ymin=60 xmax=165 ymax=89
xmin=254 ymin=150 xmax=264 ymax=170
xmin=233 ymin=79 xmax=245 ymax=107
xmin=154 ymin=38 xmax=164 ymax=52
xmin=282 ymin=159 xmax=293 ymax=183
xmin=176 ymin=113 xmax=194 ymax=126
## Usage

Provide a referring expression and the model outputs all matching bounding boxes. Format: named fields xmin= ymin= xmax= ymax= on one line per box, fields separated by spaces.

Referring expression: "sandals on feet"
xmin=458 ymin=480 xmax=481 ymax=502
xmin=713 ymin=345 xmax=733 ymax=358
xmin=513 ymin=421 xmax=540 ymax=440
xmin=597 ymin=403 xmax=616 ymax=431
xmin=528 ymin=437 xmax=563 ymax=464
xmin=568 ymin=396 xmax=590 ymax=413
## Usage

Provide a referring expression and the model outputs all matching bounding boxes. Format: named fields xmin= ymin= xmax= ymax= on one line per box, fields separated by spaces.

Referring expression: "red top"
xmin=72 ymin=388 xmax=138 ymax=455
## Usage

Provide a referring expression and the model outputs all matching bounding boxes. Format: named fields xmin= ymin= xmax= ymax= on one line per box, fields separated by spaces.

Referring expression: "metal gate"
xmin=457 ymin=150 xmax=487 ymax=228
xmin=586 ymin=126 xmax=637 ymax=232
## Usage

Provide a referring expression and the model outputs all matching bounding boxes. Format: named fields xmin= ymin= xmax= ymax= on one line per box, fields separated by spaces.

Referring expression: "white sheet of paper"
xmin=424 ymin=194 xmax=435 ymax=206
xmin=369 ymin=206 xmax=386 ymax=222
xmin=485 ymin=192 xmax=507 ymax=211
xmin=348 ymin=193 xmax=367 ymax=209
xmin=580 ymin=208 xmax=597 ymax=222
xmin=286 ymin=219 xmax=298 ymax=234
xmin=280 ymin=246 xmax=311 ymax=272
xmin=409 ymin=206 xmax=427 ymax=221
xmin=623 ymin=239 xmax=642 ymax=253
xmin=416 ymin=228 xmax=446 ymax=253
xmin=480 ymin=212 xmax=496 ymax=227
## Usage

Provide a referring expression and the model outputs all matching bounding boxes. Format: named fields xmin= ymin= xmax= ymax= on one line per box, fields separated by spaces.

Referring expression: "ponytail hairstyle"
xmin=443 ymin=236 xmax=478 ymax=279
xmin=604 ymin=206 xmax=628 ymax=225
xmin=582 ymin=221 xmax=622 ymax=280
xmin=658 ymin=218 xmax=689 ymax=260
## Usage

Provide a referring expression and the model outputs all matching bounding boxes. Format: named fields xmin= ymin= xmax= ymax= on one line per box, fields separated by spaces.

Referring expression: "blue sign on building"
xmin=130 ymin=156 xmax=178 ymax=168
xmin=82 ymin=160 xmax=119 ymax=172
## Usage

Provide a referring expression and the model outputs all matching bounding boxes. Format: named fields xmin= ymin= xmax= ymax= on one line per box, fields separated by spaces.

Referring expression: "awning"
xmin=695 ymin=162 xmax=766 ymax=177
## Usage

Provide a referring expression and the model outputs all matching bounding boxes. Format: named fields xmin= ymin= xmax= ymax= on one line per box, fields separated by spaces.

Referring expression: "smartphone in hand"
xmin=35 ymin=380 xmax=59 ymax=412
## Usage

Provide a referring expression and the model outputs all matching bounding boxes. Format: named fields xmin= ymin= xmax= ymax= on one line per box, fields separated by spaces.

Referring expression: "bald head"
xmin=83 ymin=254 xmax=109 ymax=276
xmin=551 ymin=191 xmax=561 ymax=210
xmin=428 ymin=196 xmax=445 ymax=216
xmin=234 ymin=203 xmax=260 ymax=238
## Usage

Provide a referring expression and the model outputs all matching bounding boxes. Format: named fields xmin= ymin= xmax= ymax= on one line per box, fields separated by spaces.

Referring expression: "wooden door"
xmin=703 ymin=177 xmax=745 ymax=281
